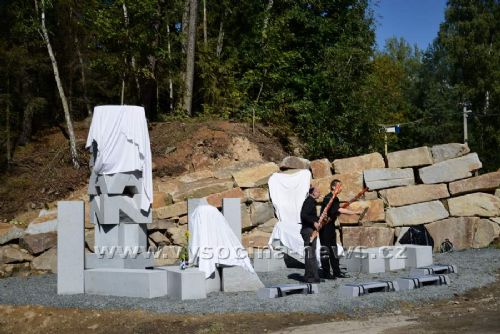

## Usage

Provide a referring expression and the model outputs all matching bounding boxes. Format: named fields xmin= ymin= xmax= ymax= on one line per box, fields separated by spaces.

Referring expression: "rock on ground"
xmin=426 ymin=217 xmax=477 ymax=251
xmin=431 ymin=143 xmax=470 ymax=163
xmin=363 ymin=168 xmax=415 ymax=190
xmin=379 ymin=184 xmax=449 ymax=207
xmin=279 ymin=156 xmax=310 ymax=170
xmin=385 ymin=201 xmax=449 ymax=227
xmin=419 ymin=153 xmax=482 ymax=184
xmin=310 ymin=159 xmax=332 ymax=179
xmin=0 ymin=223 xmax=24 ymax=245
xmin=342 ymin=226 xmax=394 ymax=248
xmin=387 ymin=146 xmax=433 ymax=168
xmin=448 ymin=193 xmax=500 ymax=217
xmin=31 ymin=248 xmax=57 ymax=272
xmin=448 ymin=171 xmax=500 ymax=196
xmin=332 ymin=153 xmax=385 ymax=174
xmin=232 ymin=162 xmax=280 ymax=188
xmin=19 ymin=232 xmax=57 ymax=255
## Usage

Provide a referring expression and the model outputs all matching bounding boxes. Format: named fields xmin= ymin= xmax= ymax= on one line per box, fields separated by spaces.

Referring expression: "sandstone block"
xmin=431 ymin=143 xmax=470 ymax=163
xmin=250 ymin=202 xmax=275 ymax=227
xmin=449 ymin=171 xmax=500 ymax=195
xmin=25 ymin=214 xmax=57 ymax=235
xmin=426 ymin=217 xmax=477 ymax=251
xmin=167 ymin=225 xmax=188 ymax=246
xmin=147 ymin=219 xmax=176 ymax=230
xmin=31 ymin=248 xmax=57 ymax=272
xmin=206 ymin=187 xmax=244 ymax=208
xmin=155 ymin=202 xmax=188 ymax=219
xmin=241 ymin=204 xmax=252 ymax=229
xmin=232 ymin=162 xmax=280 ymax=188
xmin=156 ymin=179 xmax=181 ymax=195
xmin=311 ymin=171 xmax=364 ymax=203
xmin=0 ymin=245 xmax=33 ymax=264
xmin=473 ymin=219 xmax=500 ymax=248
xmin=257 ymin=218 xmax=278 ymax=233
xmin=387 ymin=146 xmax=433 ymax=168
xmin=244 ymin=188 xmax=270 ymax=202
xmin=149 ymin=231 xmax=170 ymax=246
xmin=448 ymin=193 xmax=500 ymax=217
xmin=279 ymin=156 xmax=310 ymax=170
xmin=310 ymin=159 xmax=332 ymax=179
xmin=339 ymin=199 xmax=385 ymax=224
xmin=178 ymin=169 xmax=214 ymax=183
xmin=419 ymin=153 xmax=482 ymax=184
xmin=172 ymin=179 xmax=234 ymax=202
xmin=0 ymin=223 xmax=24 ymax=245
xmin=19 ymin=232 xmax=57 ymax=255
xmin=85 ymin=229 xmax=95 ymax=252
xmin=213 ymin=161 xmax=263 ymax=180
xmin=242 ymin=230 xmax=271 ymax=249
xmin=386 ymin=201 xmax=449 ymax=227
xmin=364 ymin=168 xmax=415 ymax=190
xmin=333 ymin=152 xmax=385 ymax=174
xmin=379 ymin=184 xmax=449 ymax=207
xmin=342 ymin=226 xmax=394 ymax=248
xmin=152 ymin=191 xmax=171 ymax=209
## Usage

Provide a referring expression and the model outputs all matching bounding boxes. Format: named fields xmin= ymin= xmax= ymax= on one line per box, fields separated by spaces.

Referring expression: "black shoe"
xmin=335 ymin=272 xmax=351 ymax=279
xmin=321 ymin=273 xmax=336 ymax=280
xmin=305 ymin=278 xmax=325 ymax=283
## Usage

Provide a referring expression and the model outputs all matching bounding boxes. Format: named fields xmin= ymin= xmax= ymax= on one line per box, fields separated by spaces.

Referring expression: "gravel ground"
xmin=0 ymin=248 xmax=498 ymax=315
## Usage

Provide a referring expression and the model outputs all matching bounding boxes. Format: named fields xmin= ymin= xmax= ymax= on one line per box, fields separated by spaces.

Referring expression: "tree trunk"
xmin=166 ymin=13 xmax=174 ymax=112
xmin=19 ymin=100 xmax=35 ymax=146
xmin=203 ymin=0 xmax=207 ymax=50
xmin=183 ymin=0 xmax=198 ymax=116
xmin=122 ymin=2 xmax=140 ymax=102
xmin=262 ymin=0 xmax=274 ymax=40
xmin=216 ymin=19 xmax=224 ymax=58
xmin=37 ymin=0 xmax=79 ymax=168
xmin=75 ymin=36 xmax=92 ymax=116
xmin=5 ymin=84 xmax=11 ymax=164
xmin=181 ymin=0 xmax=190 ymax=54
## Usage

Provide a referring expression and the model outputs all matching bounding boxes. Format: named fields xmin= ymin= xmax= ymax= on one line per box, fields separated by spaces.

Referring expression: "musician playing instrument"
xmin=299 ymin=187 xmax=322 ymax=283
xmin=320 ymin=179 xmax=362 ymax=279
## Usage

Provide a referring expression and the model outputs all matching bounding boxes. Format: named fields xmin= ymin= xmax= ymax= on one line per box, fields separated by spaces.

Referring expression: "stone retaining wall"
xmin=1 ymin=143 xmax=499 ymax=277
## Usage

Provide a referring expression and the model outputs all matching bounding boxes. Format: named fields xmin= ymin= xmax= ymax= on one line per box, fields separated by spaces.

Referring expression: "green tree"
xmin=437 ymin=0 xmax=500 ymax=170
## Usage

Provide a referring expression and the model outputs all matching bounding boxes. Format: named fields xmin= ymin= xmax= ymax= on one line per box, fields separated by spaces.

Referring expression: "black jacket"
xmin=320 ymin=192 xmax=340 ymax=220
xmin=319 ymin=192 xmax=340 ymax=244
xmin=300 ymin=196 xmax=318 ymax=229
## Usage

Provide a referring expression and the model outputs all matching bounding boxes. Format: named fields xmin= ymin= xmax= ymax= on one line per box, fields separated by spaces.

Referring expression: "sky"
xmin=372 ymin=0 xmax=448 ymax=51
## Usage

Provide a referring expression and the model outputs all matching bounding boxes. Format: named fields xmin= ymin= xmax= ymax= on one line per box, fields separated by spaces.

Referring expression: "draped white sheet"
xmin=189 ymin=204 xmax=255 ymax=278
xmin=268 ymin=170 xmax=315 ymax=257
xmin=86 ymin=105 xmax=152 ymax=211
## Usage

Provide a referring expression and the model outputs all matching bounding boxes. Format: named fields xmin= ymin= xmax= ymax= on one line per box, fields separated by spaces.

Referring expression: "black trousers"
xmin=320 ymin=228 xmax=341 ymax=277
xmin=300 ymin=227 xmax=319 ymax=282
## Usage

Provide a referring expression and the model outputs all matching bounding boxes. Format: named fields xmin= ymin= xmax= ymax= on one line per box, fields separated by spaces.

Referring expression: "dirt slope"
xmin=0 ymin=119 xmax=287 ymax=223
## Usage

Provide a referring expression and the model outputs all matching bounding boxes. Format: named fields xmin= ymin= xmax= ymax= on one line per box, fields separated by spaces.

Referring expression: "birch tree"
xmin=35 ymin=0 xmax=79 ymax=168
xmin=183 ymin=0 xmax=198 ymax=116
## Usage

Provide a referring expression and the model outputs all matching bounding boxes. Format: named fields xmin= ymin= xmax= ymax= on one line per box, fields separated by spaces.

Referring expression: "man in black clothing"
xmin=320 ymin=179 xmax=360 ymax=279
xmin=300 ymin=187 xmax=321 ymax=283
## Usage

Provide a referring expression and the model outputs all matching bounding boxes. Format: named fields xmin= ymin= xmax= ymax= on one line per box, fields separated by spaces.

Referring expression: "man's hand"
xmin=314 ymin=222 xmax=321 ymax=230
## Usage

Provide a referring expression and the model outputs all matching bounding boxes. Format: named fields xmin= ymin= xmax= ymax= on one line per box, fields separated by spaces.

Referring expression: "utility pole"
xmin=463 ymin=105 xmax=472 ymax=144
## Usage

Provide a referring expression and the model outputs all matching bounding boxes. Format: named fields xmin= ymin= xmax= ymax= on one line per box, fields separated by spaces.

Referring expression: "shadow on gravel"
xmin=287 ymin=273 xmax=305 ymax=282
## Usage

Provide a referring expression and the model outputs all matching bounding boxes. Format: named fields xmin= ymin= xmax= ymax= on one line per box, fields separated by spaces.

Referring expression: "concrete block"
xmin=221 ymin=266 xmax=264 ymax=292
xmin=85 ymin=253 xmax=154 ymax=269
xmin=396 ymin=274 xmax=450 ymax=291
xmin=404 ymin=245 xmax=433 ymax=269
xmin=252 ymin=249 xmax=287 ymax=272
xmin=382 ymin=246 xmax=406 ymax=271
xmin=344 ymin=248 xmax=386 ymax=274
xmin=223 ymin=198 xmax=242 ymax=241
xmin=95 ymin=171 xmax=143 ymax=194
xmin=84 ymin=268 xmax=167 ymax=298
xmin=339 ymin=280 xmax=399 ymax=298
xmin=410 ymin=264 xmax=457 ymax=276
xmin=156 ymin=266 xmax=206 ymax=300
xmin=57 ymin=201 xmax=85 ymax=295
xmin=187 ymin=198 xmax=208 ymax=250
xmin=91 ymin=194 xmax=151 ymax=225
xmin=257 ymin=283 xmax=319 ymax=299
xmin=206 ymin=268 xmax=222 ymax=293
xmin=94 ymin=223 xmax=148 ymax=250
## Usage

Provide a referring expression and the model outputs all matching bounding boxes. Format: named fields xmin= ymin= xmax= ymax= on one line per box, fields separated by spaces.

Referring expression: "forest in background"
xmin=0 ymin=0 xmax=498 ymax=171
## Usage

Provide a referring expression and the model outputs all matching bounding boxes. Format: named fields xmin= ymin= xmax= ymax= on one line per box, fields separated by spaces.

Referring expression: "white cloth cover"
xmin=268 ymin=170 xmax=314 ymax=257
xmin=86 ymin=105 xmax=152 ymax=211
xmin=189 ymin=204 xmax=255 ymax=278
